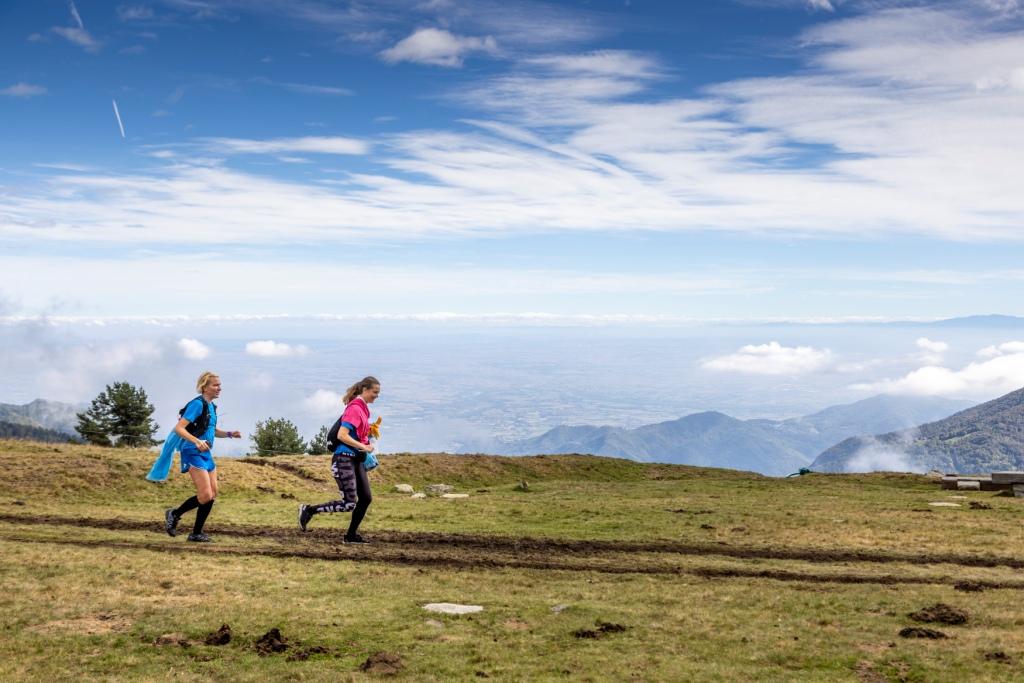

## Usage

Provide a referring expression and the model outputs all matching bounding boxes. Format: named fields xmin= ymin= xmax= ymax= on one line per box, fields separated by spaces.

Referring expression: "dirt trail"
xmin=3 ymin=511 xmax=1024 ymax=571
xmin=5 ymin=532 xmax=1024 ymax=589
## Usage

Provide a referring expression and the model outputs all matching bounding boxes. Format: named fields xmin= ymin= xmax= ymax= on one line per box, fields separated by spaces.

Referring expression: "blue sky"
xmin=3 ymin=0 xmax=1024 ymax=321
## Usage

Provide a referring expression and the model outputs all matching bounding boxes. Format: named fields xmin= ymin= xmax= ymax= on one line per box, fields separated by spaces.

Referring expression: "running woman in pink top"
xmin=298 ymin=376 xmax=379 ymax=543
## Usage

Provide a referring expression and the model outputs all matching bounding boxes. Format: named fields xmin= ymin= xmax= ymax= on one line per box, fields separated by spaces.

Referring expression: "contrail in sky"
xmin=68 ymin=0 xmax=85 ymax=30
xmin=112 ymin=100 xmax=126 ymax=139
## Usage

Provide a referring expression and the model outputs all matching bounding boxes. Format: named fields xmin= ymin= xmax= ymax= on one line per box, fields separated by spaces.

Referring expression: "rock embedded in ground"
xmin=441 ymin=493 xmax=469 ymax=499
xmin=393 ymin=484 xmax=414 ymax=493
xmin=928 ymin=502 xmax=961 ymax=507
xmin=551 ymin=604 xmax=569 ymax=614
xmin=423 ymin=603 xmax=483 ymax=615
xmin=411 ymin=493 xmax=426 ymax=499
xmin=425 ymin=484 xmax=454 ymax=496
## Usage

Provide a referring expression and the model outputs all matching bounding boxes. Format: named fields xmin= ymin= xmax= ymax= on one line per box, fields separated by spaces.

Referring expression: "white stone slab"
xmin=928 ymin=502 xmax=962 ymax=507
xmin=423 ymin=603 xmax=483 ymax=615
xmin=441 ymin=493 xmax=470 ymax=499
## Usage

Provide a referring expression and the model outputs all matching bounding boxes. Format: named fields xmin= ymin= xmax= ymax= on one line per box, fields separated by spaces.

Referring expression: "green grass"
xmin=2 ymin=439 xmax=1024 ymax=681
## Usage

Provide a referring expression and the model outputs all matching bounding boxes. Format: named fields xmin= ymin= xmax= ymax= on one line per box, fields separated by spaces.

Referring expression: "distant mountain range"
xmin=812 ymin=386 xmax=1024 ymax=474
xmin=487 ymin=395 xmax=971 ymax=476
xmin=0 ymin=399 xmax=80 ymax=438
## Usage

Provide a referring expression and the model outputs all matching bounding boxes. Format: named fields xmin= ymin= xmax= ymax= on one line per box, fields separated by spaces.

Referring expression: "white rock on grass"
xmin=425 ymin=484 xmax=454 ymax=496
xmin=441 ymin=493 xmax=469 ymax=499
xmin=393 ymin=484 xmax=414 ymax=493
xmin=929 ymin=502 xmax=962 ymax=507
xmin=411 ymin=493 xmax=427 ymax=499
xmin=423 ymin=603 xmax=483 ymax=615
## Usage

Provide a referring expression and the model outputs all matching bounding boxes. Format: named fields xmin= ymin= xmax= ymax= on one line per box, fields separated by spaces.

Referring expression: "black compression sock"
xmin=193 ymin=500 xmax=214 ymax=535
xmin=174 ymin=496 xmax=200 ymax=518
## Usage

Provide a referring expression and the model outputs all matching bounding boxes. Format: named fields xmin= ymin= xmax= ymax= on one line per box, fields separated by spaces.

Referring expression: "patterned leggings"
xmin=313 ymin=454 xmax=372 ymax=535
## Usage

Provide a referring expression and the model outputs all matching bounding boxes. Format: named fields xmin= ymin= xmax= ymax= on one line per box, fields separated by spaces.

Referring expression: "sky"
xmin=2 ymin=0 xmax=1024 ymax=322
xmin=5 ymin=1 xmax=1024 ymax=453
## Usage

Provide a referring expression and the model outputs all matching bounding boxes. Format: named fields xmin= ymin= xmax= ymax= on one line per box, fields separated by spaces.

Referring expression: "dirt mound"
xmin=254 ymin=628 xmax=289 ymax=656
xmin=909 ymin=604 xmax=967 ymax=625
xmin=898 ymin=627 xmax=947 ymax=639
xmin=203 ymin=623 xmax=232 ymax=645
xmin=573 ymin=622 xmax=627 ymax=639
xmin=360 ymin=651 xmax=404 ymax=675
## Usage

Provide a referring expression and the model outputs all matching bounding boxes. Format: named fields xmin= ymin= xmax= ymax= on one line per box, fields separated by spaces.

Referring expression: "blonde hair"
xmin=343 ymin=376 xmax=380 ymax=404
xmin=196 ymin=371 xmax=220 ymax=394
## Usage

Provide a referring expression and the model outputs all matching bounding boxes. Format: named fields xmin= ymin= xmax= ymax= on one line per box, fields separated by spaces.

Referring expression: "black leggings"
xmin=313 ymin=454 xmax=372 ymax=536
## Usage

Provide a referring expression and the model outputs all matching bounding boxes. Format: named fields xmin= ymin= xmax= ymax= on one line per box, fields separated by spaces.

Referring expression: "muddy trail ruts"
xmin=6 ymin=533 xmax=1024 ymax=590
xmin=2 ymin=512 xmax=1024 ymax=571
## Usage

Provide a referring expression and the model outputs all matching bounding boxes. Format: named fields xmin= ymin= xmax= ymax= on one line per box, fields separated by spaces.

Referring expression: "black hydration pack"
xmin=179 ymin=397 xmax=213 ymax=438
xmin=326 ymin=414 xmax=352 ymax=453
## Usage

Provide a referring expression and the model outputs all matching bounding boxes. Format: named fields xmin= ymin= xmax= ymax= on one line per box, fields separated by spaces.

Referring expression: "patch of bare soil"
xmin=203 ymin=623 xmax=232 ymax=645
xmin=9 ymin=513 xmax=1024 ymax=588
xmin=360 ymin=652 xmax=404 ymax=675
xmin=969 ymin=501 xmax=993 ymax=510
xmin=909 ymin=604 xmax=968 ymax=625
xmin=29 ymin=612 xmax=130 ymax=636
xmin=152 ymin=633 xmax=192 ymax=648
xmin=954 ymin=581 xmax=985 ymax=592
xmin=573 ymin=622 xmax=627 ymax=639
xmin=7 ymin=511 xmax=1024 ymax=572
xmin=898 ymin=627 xmax=948 ymax=639
xmin=984 ymin=651 xmax=1012 ymax=663
xmin=854 ymin=661 xmax=889 ymax=683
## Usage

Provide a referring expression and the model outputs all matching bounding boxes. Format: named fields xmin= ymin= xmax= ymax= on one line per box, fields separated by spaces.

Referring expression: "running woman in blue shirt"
xmin=164 ymin=371 xmax=241 ymax=542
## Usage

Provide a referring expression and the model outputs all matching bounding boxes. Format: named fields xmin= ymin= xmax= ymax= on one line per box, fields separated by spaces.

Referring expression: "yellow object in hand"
xmin=368 ymin=416 xmax=382 ymax=440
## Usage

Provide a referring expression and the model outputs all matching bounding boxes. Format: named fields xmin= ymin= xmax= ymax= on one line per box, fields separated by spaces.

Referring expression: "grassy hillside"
xmin=3 ymin=439 xmax=1024 ymax=681
xmin=814 ymin=386 xmax=1024 ymax=473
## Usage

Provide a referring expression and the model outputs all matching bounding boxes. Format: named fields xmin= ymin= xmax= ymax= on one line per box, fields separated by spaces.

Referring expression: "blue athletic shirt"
xmin=181 ymin=398 xmax=217 ymax=449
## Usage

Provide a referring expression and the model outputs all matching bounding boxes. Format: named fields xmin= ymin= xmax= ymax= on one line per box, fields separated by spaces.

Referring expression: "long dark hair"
xmin=343 ymin=376 xmax=380 ymax=404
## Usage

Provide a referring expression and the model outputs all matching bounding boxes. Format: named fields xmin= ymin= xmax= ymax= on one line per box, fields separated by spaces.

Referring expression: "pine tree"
xmin=75 ymin=382 xmax=159 ymax=447
xmin=306 ymin=425 xmax=330 ymax=455
xmin=250 ymin=417 xmax=307 ymax=456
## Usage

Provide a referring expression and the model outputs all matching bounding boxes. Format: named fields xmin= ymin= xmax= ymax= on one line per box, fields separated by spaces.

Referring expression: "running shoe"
xmin=187 ymin=533 xmax=213 ymax=543
xmin=298 ymin=504 xmax=314 ymax=532
xmin=164 ymin=508 xmax=179 ymax=537
xmin=343 ymin=533 xmax=368 ymax=544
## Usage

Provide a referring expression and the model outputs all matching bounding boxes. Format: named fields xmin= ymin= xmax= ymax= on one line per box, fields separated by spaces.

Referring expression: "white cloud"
xmin=203 ymin=136 xmax=368 ymax=155
xmin=916 ymin=338 xmax=949 ymax=354
xmin=251 ymin=77 xmax=353 ymax=96
xmin=851 ymin=352 xmax=1024 ymax=397
xmin=52 ymin=5 xmax=102 ymax=54
xmin=177 ymin=337 xmax=211 ymax=360
xmin=303 ymin=389 xmax=345 ymax=416
xmin=702 ymin=342 xmax=833 ymax=375
xmin=844 ymin=435 xmax=923 ymax=473
xmin=977 ymin=340 xmax=1024 ymax=357
xmin=379 ymin=28 xmax=497 ymax=67
xmin=245 ymin=340 xmax=310 ymax=357
xmin=1 ymin=83 xmax=47 ymax=98
xmin=916 ymin=337 xmax=948 ymax=364
xmin=5 ymin=4 xmax=1024 ymax=249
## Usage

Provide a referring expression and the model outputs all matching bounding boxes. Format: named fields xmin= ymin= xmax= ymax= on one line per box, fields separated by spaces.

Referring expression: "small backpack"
xmin=326 ymin=414 xmax=347 ymax=453
xmin=179 ymin=397 xmax=213 ymax=438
